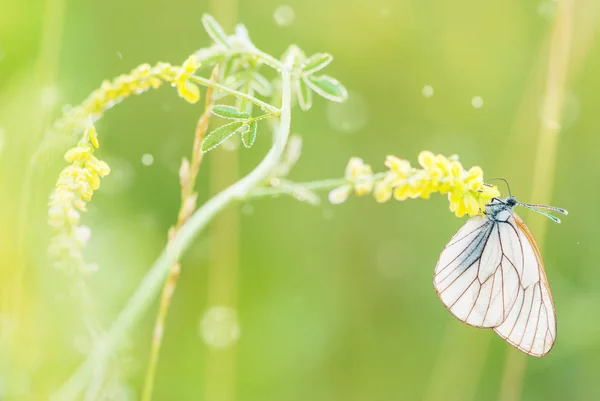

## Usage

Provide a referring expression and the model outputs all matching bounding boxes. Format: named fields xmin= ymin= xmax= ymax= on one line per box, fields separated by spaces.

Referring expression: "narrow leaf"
xmin=242 ymin=121 xmax=257 ymax=148
xmin=295 ymin=77 xmax=313 ymax=111
xmin=212 ymin=105 xmax=251 ymax=119
xmin=301 ymin=53 xmax=333 ymax=75
xmin=201 ymin=121 xmax=245 ymax=152
xmin=304 ymin=75 xmax=348 ymax=103
xmin=202 ymin=14 xmax=232 ymax=48
xmin=250 ymin=72 xmax=273 ymax=96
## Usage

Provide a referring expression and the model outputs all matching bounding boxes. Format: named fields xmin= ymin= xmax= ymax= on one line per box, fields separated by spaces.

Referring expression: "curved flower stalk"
xmin=328 ymin=151 xmax=500 ymax=217
xmin=51 ymin=14 xmax=349 ymax=401
xmin=34 ymin=62 xmax=186 ymax=163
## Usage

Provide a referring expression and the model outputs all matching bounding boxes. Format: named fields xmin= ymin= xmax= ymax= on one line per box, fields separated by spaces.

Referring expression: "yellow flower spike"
xmin=418 ymin=151 xmax=436 ymax=169
xmin=48 ymin=123 xmax=110 ymax=273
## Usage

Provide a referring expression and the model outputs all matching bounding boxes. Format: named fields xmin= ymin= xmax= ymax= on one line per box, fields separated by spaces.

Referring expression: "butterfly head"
xmin=484 ymin=197 xmax=516 ymax=222
xmin=484 ymin=195 xmax=568 ymax=224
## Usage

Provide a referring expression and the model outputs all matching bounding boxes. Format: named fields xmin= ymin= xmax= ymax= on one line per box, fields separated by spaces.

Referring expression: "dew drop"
xmin=326 ymin=91 xmax=368 ymax=134
xmin=199 ymin=306 xmax=241 ymax=349
xmin=141 ymin=153 xmax=154 ymax=166
xmin=242 ymin=203 xmax=254 ymax=215
xmin=322 ymin=209 xmax=334 ymax=220
xmin=422 ymin=85 xmax=434 ymax=98
xmin=273 ymin=5 xmax=295 ymax=26
xmin=471 ymin=96 xmax=484 ymax=109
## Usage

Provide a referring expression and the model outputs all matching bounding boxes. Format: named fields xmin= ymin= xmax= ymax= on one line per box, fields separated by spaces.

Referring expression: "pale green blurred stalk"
xmin=53 ymin=65 xmax=293 ymax=400
xmin=499 ymin=1 xmax=574 ymax=400
xmin=422 ymin=324 xmax=490 ymax=401
xmin=205 ymin=2 xmax=239 ymax=401
xmin=11 ymin=0 xmax=65 ymax=326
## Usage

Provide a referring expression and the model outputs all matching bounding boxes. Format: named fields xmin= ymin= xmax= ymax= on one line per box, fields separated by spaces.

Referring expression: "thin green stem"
xmin=248 ymin=112 xmax=279 ymax=123
xmin=52 ymin=63 xmax=293 ymax=401
xmin=189 ymin=75 xmax=280 ymax=114
xmin=232 ymin=48 xmax=282 ymax=71
xmin=247 ymin=172 xmax=389 ymax=199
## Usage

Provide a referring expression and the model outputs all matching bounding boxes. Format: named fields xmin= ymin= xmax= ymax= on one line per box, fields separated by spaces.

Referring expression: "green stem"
xmin=247 ymin=172 xmax=389 ymax=200
xmin=248 ymin=112 xmax=279 ymax=123
xmin=53 ymin=65 xmax=293 ymax=401
xmin=249 ymin=178 xmax=348 ymax=198
xmin=233 ymin=48 xmax=282 ymax=71
xmin=189 ymin=75 xmax=279 ymax=114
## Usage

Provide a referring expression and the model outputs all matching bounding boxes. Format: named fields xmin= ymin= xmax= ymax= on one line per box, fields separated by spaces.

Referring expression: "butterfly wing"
xmin=434 ymin=216 xmax=521 ymax=328
xmin=493 ymin=212 xmax=557 ymax=357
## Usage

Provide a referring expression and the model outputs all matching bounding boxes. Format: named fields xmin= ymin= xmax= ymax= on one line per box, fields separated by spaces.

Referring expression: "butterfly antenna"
xmin=485 ymin=177 xmax=512 ymax=196
xmin=518 ymin=202 xmax=563 ymax=224
xmin=521 ymin=202 xmax=568 ymax=215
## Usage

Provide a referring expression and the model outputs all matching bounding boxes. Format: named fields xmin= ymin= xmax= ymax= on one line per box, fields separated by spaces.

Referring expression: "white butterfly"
xmin=434 ymin=195 xmax=568 ymax=357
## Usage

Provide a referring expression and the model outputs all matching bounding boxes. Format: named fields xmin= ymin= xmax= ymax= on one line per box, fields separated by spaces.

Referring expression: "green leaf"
xmin=223 ymin=74 xmax=249 ymax=91
xmin=301 ymin=53 xmax=333 ymax=76
xmin=212 ymin=105 xmax=251 ymax=119
xmin=241 ymin=120 xmax=257 ymax=148
xmin=236 ymin=89 xmax=254 ymax=115
xmin=281 ymin=45 xmax=306 ymax=69
xmin=304 ymin=75 xmax=348 ymax=103
xmin=250 ymin=72 xmax=273 ymax=96
xmin=295 ymin=77 xmax=312 ymax=111
xmin=202 ymin=14 xmax=232 ymax=48
xmin=201 ymin=121 xmax=245 ymax=152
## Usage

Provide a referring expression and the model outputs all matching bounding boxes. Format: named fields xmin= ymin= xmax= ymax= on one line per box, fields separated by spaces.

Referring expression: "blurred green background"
xmin=1 ymin=0 xmax=600 ymax=400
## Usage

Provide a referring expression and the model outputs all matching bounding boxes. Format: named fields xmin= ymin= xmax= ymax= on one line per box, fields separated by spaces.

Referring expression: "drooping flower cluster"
xmin=329 ymin=151 xmax=500 ymax=217
xmin=48 ymin=126 xmax=110 ymax=273
xmin=35 ymin=59 xmax=202 ymax=163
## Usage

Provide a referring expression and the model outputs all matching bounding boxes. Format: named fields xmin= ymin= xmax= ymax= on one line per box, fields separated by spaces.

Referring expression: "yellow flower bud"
xmin=418 ymin=151 xmax=435 ymax=169
xmin=329 ymin=185 xmax=351 ymax=204
xmin=374 ymin=181 xmax=392 ymax=203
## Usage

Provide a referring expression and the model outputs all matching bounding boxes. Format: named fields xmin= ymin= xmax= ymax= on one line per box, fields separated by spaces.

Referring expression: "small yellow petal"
xmin=355 ymin=180 xmax=374 ymax=196
xmin=418 ymin=151 xmax=435 ymax=169
xmin=177 ymin=80 xmax=201 ymax=104
xmin=86 ymin=126 xmax=99 ymax=148
xmin=374 ymin=182 xmax=392 ymax=203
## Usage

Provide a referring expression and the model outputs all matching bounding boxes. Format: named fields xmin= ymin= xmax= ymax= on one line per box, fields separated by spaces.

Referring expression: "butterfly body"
xmin=434 ymin=196 xmax=566 ymax=357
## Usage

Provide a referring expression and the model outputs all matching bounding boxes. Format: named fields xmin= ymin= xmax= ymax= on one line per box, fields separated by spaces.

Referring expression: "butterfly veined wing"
xmin=493 ymin=212 xmax=557 ymax=357
xmin=434 ymin=215 xmax=521 ymax=328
